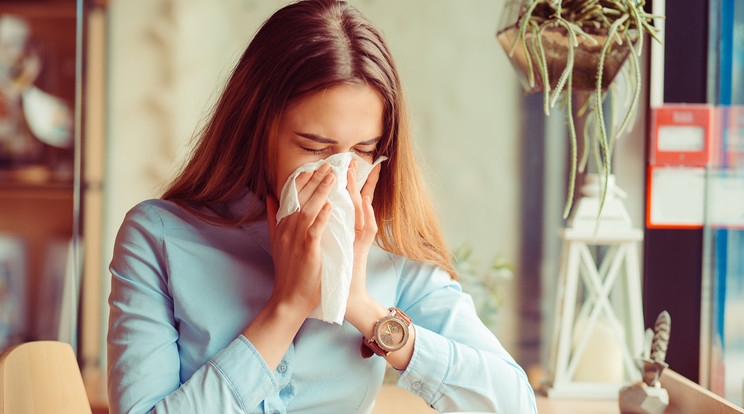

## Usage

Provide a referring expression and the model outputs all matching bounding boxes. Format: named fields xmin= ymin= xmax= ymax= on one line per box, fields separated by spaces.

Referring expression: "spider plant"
xmin=497 ymin=0 xmax=662 ymax=218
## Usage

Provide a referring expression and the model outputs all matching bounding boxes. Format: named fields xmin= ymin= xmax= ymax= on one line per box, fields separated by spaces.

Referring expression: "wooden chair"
xmin=0 ymin=341 xmax=92 ymax=414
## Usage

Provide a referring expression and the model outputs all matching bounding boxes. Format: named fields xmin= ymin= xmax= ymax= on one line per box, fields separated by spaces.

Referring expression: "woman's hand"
xmin=265 ymin=163 xmax=335 ymax=316
xmin=242 ymin=164 xmax=335 ymax=371
xmin=343 ymin=161 xmax=413 ymax=371
xmin=345 ymin=159 xmax=381 ymax=309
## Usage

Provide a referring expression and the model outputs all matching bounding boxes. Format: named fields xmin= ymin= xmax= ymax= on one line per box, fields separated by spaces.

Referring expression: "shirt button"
xmin=411 ymin=381 xmax=423 ymax=390
xmin=277 ymin=363 xmax=287 ymax=373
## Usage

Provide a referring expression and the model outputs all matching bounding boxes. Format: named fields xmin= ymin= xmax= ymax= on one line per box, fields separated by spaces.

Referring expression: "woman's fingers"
xmin=306 ymin=202 xmax=333 ymax=245
xmin=275 ymin=163 xmax=334 ymax=245
xmin=346 ymin=159 xmax=364 ymax=233
xmin=360 ymin=163 xmax=381 ymax=202
xmin=361 ymin=196 xmax=377 ymax=241
xmin=283 ymin=160 xmax=379 ymax=244
xmin=293 ymin=171 xmax=312 ymax=196
xmin=297 ymin=163 xmax=331 ymax=205
xmin=296 ymin=172 xmax=335 ymax=231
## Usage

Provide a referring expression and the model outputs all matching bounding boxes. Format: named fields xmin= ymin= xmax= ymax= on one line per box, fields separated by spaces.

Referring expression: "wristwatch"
xmin=361 ymin=307 xmax=412 ymax=358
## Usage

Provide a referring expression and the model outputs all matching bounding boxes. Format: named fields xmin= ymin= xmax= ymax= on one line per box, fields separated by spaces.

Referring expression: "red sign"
xmin=650 ymin=104 xmax=716 ymax=166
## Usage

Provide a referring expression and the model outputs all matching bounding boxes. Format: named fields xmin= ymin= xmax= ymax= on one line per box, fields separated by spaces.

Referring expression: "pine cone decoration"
xmin=650 ymin=310 xmax=671 ymax=363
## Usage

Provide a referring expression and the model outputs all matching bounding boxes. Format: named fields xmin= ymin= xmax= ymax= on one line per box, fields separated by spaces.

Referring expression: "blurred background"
xmin=0 ymin=0 xmax=742 ymax=411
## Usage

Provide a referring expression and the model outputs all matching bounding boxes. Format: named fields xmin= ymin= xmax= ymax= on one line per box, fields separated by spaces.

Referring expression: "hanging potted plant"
xmin=497 ymin=0 xmax=662 ymax=218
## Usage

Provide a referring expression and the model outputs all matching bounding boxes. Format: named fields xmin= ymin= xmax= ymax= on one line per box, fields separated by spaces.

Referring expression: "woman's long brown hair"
xmin=162 ymin=0 xmax=456 ymax=278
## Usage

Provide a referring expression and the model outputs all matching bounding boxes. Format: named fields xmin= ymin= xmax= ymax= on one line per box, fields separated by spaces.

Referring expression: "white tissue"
xmin=276 ymin=152 xmax=387 ymax=324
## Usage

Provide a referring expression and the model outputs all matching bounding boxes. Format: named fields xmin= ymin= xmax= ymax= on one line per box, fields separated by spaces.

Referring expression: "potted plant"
xmin=497 ymin=0 xmax=662 ymax=217
xmin=453 ymin=244 xmax=513 ymax=333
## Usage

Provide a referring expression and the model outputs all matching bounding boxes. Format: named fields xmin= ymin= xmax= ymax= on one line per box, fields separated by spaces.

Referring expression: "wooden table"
xmin=537 ymin=369 xmax=744 ymax=414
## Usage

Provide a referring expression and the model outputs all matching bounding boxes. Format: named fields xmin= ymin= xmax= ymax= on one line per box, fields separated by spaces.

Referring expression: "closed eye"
xmin=301 ymin=147 xmax=328 ymax=155
xmin=353 ymin=148 xmax=375 ymax=156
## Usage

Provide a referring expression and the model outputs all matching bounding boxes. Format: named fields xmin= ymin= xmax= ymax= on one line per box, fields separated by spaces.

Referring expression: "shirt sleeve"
xmin=107 ymin=203 xmax=278 ymax=414
xmin=393 ymin=257 xmax=538 ymax=414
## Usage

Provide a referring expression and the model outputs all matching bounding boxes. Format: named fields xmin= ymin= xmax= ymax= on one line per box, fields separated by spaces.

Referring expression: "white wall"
xmin=102 ymin=0 xmax=523 ymax=357
xmin=353 ymin=0 xmax=523 ymax=348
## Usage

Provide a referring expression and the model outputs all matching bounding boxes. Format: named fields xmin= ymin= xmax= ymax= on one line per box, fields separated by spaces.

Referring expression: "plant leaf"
xmin=595 ymin=13 xmax=628 ymax=218
xmin=550 ymin=19 xmax=576 ymax=107
xmin=516 ymin=1 xmax=542 ymax=87
xmin=626 ymin=0 xmax=644 ymax=54
xmin=615 ymin=33 xmax=641 ymax=137
xmin=563 ymin=74 xmax=578 ymax=218
xmin=532 ymin=21 xmax=552 ymax=114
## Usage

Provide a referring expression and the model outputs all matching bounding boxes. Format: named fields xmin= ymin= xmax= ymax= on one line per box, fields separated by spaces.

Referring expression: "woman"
xmin=107 ymin=1 xmax=537 ymax=413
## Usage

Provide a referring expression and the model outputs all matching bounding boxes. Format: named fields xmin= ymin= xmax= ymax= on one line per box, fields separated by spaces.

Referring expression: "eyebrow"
xmin=296 ymin=132 xmax=380 ymax=146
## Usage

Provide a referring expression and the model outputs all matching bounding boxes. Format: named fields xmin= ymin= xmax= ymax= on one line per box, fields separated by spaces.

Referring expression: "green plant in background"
xmin=497 ymin=0 xmax=663 ymax=218
xmin=453 ymin=244 xmax=513 ymax=333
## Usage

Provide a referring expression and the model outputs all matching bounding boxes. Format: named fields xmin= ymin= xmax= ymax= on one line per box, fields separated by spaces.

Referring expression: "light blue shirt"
xmin=107 ymin=193 xmax=537 ymax=414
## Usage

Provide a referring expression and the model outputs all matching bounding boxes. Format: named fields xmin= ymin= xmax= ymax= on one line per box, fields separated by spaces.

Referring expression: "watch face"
xmin=375 ymin=317 xmax=408 ymax=351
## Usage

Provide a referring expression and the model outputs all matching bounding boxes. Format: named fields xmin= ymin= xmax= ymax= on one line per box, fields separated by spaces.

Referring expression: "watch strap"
xmin=388 ymin=307 xmax=412 ymax=326
xmin=361 ymin=336 xmax=388 ymax=358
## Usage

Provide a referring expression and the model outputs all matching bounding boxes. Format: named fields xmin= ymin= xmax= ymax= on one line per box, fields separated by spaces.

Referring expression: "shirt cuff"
xmin=208 ymin=335 xmax=279 ymax=409
xmin=396 ymin=324 xmax=451 ymax=406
